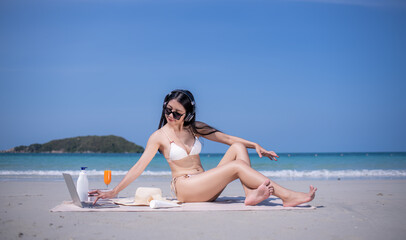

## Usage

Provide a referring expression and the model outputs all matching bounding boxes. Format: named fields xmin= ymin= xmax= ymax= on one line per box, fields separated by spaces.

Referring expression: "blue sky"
xmin=1 ymin=0 xmax=405 ymax=153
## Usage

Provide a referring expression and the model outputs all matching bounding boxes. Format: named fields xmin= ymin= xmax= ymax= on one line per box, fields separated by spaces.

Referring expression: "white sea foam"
xmin=0 ymin=169 xmax=405 ymax=178
xmin=260 ymin=169 xmax=406 ymax=178
xmin=0 ymin=170 xmax=172 ymax=176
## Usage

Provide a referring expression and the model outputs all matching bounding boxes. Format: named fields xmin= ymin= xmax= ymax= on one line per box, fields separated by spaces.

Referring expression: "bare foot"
xmin=282 ymin=185 xmax=317 ymax=207
xmin=244 ymin=180 xmax=272 ymax=206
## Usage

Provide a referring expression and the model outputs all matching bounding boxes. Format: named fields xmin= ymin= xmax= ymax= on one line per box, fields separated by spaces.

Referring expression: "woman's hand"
xmin=255 ymin=144 xmax=279 ymax=161
xmin=89 ymin=189 xmax=117 ymax=205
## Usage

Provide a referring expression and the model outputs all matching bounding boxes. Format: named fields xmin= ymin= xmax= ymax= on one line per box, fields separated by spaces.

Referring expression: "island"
xmin=4 ymin=135 xmax=144 ymax=153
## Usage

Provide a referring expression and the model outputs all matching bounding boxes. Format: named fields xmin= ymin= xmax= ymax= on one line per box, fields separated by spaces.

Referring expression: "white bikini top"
xmin=161 ymin=129 xmax=202 ymax=161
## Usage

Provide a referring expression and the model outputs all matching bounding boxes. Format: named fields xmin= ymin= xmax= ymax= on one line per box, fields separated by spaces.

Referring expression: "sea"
xmin=1 ymin=152 xmax=406 ymax=182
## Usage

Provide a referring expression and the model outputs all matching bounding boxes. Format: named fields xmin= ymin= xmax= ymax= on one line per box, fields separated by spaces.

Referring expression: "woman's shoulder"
xmin=148 ymin=128 xmax=167 ymax=143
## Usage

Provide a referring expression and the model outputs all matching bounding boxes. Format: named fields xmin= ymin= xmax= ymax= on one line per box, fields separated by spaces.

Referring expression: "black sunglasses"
xmin=164 ymin=107 xmax=185 ymax=120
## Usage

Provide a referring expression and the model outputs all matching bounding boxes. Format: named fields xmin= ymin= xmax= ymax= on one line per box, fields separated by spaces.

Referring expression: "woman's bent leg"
xmin=214 ymin=143 xmax=255 ymax=198
xmin=175 ymin=160 xmax=271 ymax=205
xmin=217 ymin=143 xmax=251 ymax=167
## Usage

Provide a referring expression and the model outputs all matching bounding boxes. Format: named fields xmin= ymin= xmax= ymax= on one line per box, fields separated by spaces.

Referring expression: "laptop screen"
xmin=63 ymin=173 xmax=83 ymax=207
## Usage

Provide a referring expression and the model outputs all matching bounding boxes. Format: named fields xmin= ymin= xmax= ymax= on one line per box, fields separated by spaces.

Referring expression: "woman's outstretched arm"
xmin=196 ymin=121 xmax=279 ymax=161
xmin=91 ymin=131 xmax=161 ymax=204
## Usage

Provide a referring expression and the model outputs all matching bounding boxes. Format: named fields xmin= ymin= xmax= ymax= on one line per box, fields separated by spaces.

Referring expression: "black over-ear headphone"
xmin=163 ymin=89 xmax=195 ymax=122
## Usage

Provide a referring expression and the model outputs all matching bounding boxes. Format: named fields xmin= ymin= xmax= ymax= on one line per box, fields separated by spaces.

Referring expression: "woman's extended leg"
xmin=175 ymin=159 xmax=317 ymax=206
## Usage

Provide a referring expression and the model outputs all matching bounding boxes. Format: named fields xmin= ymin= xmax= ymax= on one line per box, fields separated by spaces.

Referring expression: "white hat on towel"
xmin=133 ymin=187 xmax=166 ymax=205
xmin=114 ymin=187 xmax=180 ymax=206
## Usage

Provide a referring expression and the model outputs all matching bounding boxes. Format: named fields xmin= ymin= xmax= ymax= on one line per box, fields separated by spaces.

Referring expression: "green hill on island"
xmin=11 ymin=135 xmax=144 ymax=153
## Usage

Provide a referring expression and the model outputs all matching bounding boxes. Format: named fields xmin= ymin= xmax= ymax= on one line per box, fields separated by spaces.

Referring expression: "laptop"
xmin=62 ymin=173 xmax=119 ymax=208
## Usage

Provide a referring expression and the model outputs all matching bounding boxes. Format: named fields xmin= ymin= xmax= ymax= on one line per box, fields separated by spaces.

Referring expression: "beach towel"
xmin=50 ymin=197 xmax=316 ymax=212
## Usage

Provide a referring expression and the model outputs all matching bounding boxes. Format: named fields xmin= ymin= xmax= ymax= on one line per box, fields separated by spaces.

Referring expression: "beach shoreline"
xmin=1 ymin=179 xmax=405 ymax=239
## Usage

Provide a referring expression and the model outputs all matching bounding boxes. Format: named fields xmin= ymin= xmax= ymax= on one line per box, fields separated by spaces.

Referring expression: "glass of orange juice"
xmin=104 ymin=170 xmax=112 ymax=189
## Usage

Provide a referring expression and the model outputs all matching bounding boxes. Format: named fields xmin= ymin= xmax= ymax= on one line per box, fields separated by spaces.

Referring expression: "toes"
xmin=309 ymin=185 xmax=317 ymax=193
xmin=268 ymin=185 xmax=274 ymax=195
xmin=267 ymin=182 xmax=273 ymax=192
xmin=264 ymin=179 xmax=271 ymax=186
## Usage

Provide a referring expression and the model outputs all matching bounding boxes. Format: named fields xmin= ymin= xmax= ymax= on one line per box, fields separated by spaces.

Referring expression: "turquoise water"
xmin=1 ymin=152 xmax=405 ymax=181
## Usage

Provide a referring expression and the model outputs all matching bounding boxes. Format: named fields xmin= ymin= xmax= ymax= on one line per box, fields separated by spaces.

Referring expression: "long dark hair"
xmin=158 ymin=90 xmax=219 ymax=136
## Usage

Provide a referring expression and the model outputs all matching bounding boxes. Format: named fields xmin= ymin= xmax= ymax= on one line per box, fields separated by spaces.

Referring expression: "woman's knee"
xmin=230 ymin=142 xmax=246 ymax=150
xmin=229 ymin=159 xmax=249 ymax=172
xmin=225 ymin=143 xmax=250 ymax=165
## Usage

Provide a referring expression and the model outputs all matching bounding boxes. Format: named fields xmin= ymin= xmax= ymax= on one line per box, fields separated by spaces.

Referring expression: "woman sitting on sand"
xmin=91 ymin=89 xmax=317 ymax=206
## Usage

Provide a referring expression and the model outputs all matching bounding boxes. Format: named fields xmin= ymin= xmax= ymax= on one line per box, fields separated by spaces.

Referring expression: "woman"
xmin=91 ymin=89 xmax=317 ymax=207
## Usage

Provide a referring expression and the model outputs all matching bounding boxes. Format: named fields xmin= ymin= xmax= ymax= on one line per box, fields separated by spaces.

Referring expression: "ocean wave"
xmin=1 ymin=169 xmax=406 ymax=178
xmin=0 ymin=170 xmax=172 ymax=176
xmin=260 ymin=169 xmax=406 ymax=178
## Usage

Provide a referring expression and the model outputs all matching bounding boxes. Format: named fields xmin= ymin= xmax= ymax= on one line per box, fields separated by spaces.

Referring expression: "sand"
xmin=1 ymin=178 xmax=406 ymax=240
